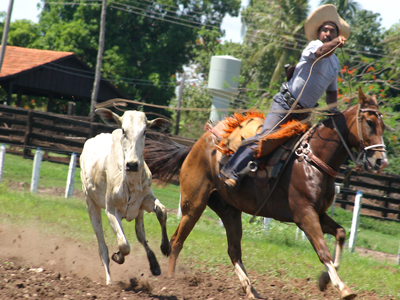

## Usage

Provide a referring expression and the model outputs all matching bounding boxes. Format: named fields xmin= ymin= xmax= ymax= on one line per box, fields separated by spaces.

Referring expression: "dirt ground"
xmin=0 ymin=184 xmax=398 ymax=300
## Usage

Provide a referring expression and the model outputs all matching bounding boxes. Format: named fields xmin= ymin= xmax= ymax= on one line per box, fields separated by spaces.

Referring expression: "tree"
xmin=242 ymin=0 xmax=309 ymax=89
xmin=318 ymin=0 xmax=360 ymax=23
xmin=4 ymin=0 xmax=240 ymax=117
xmin=6 ymin=20 xmax=39 ymax=47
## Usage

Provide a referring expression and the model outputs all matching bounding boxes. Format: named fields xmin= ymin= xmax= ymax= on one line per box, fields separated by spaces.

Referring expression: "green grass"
xmin=331 ymin=207 xmax=400 ymax=255
xmin=1 ymin=153 xmax=400 ymax=298
xmin=0 ymin=183 xmax=399 ymax=298
xmin=2 ymin=151 xmax=83 ymax=190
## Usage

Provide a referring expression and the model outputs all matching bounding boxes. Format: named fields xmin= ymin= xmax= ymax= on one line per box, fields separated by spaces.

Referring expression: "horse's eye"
xmin=366 ymin=120 xmax=375 ymax=128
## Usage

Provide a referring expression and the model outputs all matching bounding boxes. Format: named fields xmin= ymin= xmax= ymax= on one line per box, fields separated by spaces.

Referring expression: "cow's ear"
xmin=95 ymin=108 xmax=122 ymax=127
xmin=147 ymin=118 xmax=172 ymax=132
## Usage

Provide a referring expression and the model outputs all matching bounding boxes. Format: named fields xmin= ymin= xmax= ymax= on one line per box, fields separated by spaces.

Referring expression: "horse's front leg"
xmin=318 ymin=212 xmax=347 ymax=293
xmin=168 ymin=182 xmax=209 ymax=276
xmin=208 ymin=193 xmax=261 ymax=299
xmin=295 ymin=209 xmax=356 ymax=300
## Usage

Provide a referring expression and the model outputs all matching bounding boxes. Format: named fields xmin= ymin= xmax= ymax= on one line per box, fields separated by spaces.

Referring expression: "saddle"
xmin=206 ymin=112 xmax=310 ymax=183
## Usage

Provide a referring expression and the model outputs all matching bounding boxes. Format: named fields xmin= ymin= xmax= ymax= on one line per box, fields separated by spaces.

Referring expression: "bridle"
xmin=295 ymin=104 xmax=386 ymax=176
xmin=352 ymin=105 xmax=386 ymax=172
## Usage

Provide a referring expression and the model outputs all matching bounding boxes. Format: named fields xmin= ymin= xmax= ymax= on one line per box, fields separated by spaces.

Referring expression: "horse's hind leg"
xmin=135 ymin=210 xmax=161 ymax=276
xmin=295 ymin=209 xmax=356 ymax=300
xmin=318 ymin=213 xmax=349 ymax=293
xmin=208 ymin=193 xmax=261 ymax=299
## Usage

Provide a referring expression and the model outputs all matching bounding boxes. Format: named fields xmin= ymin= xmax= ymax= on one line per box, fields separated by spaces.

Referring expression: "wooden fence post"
xmin=0 ymin=143 xmax=6 ymax=181
xmin=89 ymin=122 xmax=98 ymax=139
xmin=341 ymin=169 xmax=352 ymax=209
xmin=383 ymin=179 xmax=391 ymax=219
xmin=65 ymin=152 xmax=77 ymax=198
xmin=348 ymin=190 xmax=362 ymax=253
xmin=30 ymin=148 xmax=43 ymax=194
xmin=23 ymin=110 xmax=33 ymax=158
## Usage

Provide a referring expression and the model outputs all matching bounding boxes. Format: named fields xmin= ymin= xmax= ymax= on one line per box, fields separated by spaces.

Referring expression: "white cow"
xmin=80 ymin=108 xmax=172 ymax=285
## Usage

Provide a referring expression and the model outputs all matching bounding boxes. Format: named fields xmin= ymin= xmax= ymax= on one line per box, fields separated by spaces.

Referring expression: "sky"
xmin=0 ymin=0 xmax=399 ymax=44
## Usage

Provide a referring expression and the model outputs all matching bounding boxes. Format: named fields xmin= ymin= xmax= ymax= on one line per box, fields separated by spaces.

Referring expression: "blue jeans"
xmin=221 ymin=93 xmax=298 ymax=181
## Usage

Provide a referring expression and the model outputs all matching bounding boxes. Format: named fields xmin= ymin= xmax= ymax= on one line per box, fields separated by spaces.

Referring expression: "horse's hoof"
xmin=341 ymin=287 xmax=357 ymax=300
xmin=106 ymin=281 xmax=113 ymax=286
xmin=318 ymin=271 xmax=330 ymax=291
xmin=111 ymin=252 xmax=125 ymax=264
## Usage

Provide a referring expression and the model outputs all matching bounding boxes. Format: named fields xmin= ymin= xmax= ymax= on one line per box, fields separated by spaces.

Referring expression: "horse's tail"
xmin=145 ymin=133 xmax=192 ymax=183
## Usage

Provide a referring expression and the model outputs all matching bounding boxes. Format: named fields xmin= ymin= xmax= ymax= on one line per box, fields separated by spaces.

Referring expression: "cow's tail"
xmin=145 ymin=133 xmax=192 ymax=183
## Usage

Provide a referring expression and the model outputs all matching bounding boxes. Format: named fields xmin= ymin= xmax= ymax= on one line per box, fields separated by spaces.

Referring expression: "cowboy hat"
xmin=304 ymin=4 xmax=350 ymax=41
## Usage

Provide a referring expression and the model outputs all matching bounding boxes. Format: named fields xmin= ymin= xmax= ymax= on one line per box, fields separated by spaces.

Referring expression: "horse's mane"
xmin=217 ymin=110 xmax=265 ymax=137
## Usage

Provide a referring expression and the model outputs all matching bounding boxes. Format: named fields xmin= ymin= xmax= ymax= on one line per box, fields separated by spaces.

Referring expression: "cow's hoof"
xmin=318 ymin=271 xmax=330 ymax=291
xmin=111 ymin=252 xmax=125 ymax=264
xmin=147 ymin=250 xmax=161 ymax=276
xmin=341 ymin=286 xmax=357 ymax=299
xmin=161 ymin=242 xmax=171 ymax=257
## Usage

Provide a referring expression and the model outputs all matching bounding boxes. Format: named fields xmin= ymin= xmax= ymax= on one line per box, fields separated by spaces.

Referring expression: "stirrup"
xmin=236 ymin=161 xmax=258 ymax=178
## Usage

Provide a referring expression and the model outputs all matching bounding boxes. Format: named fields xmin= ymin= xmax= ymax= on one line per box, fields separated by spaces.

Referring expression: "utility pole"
xmin=90 ymin=0 xmax=107 ymax=122
xmin=0 ymin=0 xmax=14 ymax=74
xmin=174 ymin=72 xmax=186 ymax=135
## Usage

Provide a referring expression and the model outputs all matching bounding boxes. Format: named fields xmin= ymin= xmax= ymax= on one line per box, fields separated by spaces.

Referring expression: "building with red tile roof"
xmin=0 ymin=45 xmax=127 ymax=114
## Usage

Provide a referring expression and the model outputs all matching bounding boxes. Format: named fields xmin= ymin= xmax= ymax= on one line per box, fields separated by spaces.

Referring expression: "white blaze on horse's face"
xmin=363 ymin=112 xmax=388 ymax=173
xmin=119 ymin=111 xmax=147 ymax=172
xmin=357 ymin=89 xmax=389 ymax=174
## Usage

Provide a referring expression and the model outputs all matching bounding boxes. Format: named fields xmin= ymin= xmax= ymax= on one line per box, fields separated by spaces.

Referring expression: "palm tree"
xmin=242 ymin=0 xmax=310 ymax=88
xmin=318 ymin=0 xmax=360 ymax=23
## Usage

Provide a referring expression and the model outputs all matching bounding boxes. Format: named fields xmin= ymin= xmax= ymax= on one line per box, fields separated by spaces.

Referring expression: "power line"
xmin=109 ymin=4 xmax=218 ymax=31
xmin=110 ymin=1 xmax=217 ymax=30
xmin=246 ymin=28 xmax=398 ymax=61
xmin=118 ymin=0 xmax=223 ymax=25
xmin=47 ymin=62 xmax=175 ymax=84
xmin=43 ymin=1 xmax=221 ymax=31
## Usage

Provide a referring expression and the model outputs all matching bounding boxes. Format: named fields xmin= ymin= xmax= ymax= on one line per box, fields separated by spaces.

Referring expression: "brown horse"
xmin=144 ymin=87 xmax=388 ymax=299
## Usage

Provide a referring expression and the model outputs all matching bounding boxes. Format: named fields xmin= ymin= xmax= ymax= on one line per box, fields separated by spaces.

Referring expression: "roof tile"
xmin=0 ymin=45 xmax=74 ymax=78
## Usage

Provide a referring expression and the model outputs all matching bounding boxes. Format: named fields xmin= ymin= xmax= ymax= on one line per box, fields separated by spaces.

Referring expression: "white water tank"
xmin=207 ymin=55 xmax=241 ymax=121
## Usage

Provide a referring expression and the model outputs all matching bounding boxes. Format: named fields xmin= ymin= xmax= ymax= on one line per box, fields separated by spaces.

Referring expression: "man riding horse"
xmin=221 ymin=4 xmax=350 ymax=190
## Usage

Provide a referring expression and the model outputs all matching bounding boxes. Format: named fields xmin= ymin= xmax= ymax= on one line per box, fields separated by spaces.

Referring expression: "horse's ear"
xmin=358 ymin=86 xmax=367 ymax=106
xmin=358 ymin=86 xmax=378 ymax=108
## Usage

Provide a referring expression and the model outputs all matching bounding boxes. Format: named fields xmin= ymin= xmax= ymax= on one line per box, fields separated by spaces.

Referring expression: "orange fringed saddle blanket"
xmin=207 ymin=111 xmax=310 ymax=159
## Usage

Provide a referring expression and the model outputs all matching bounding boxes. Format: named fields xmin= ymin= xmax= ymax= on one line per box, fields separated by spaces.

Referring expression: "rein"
xmin=298 ymin=104 xmax=386 ymax=177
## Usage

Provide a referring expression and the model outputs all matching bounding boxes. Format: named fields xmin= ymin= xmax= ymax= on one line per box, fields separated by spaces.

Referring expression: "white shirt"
xmin=287 ymin=39 xmax=339 ymax=108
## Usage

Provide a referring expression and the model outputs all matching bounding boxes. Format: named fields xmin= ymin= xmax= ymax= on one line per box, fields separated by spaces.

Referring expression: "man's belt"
xmin=279 ymin=83 xmax=303 ymax=110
